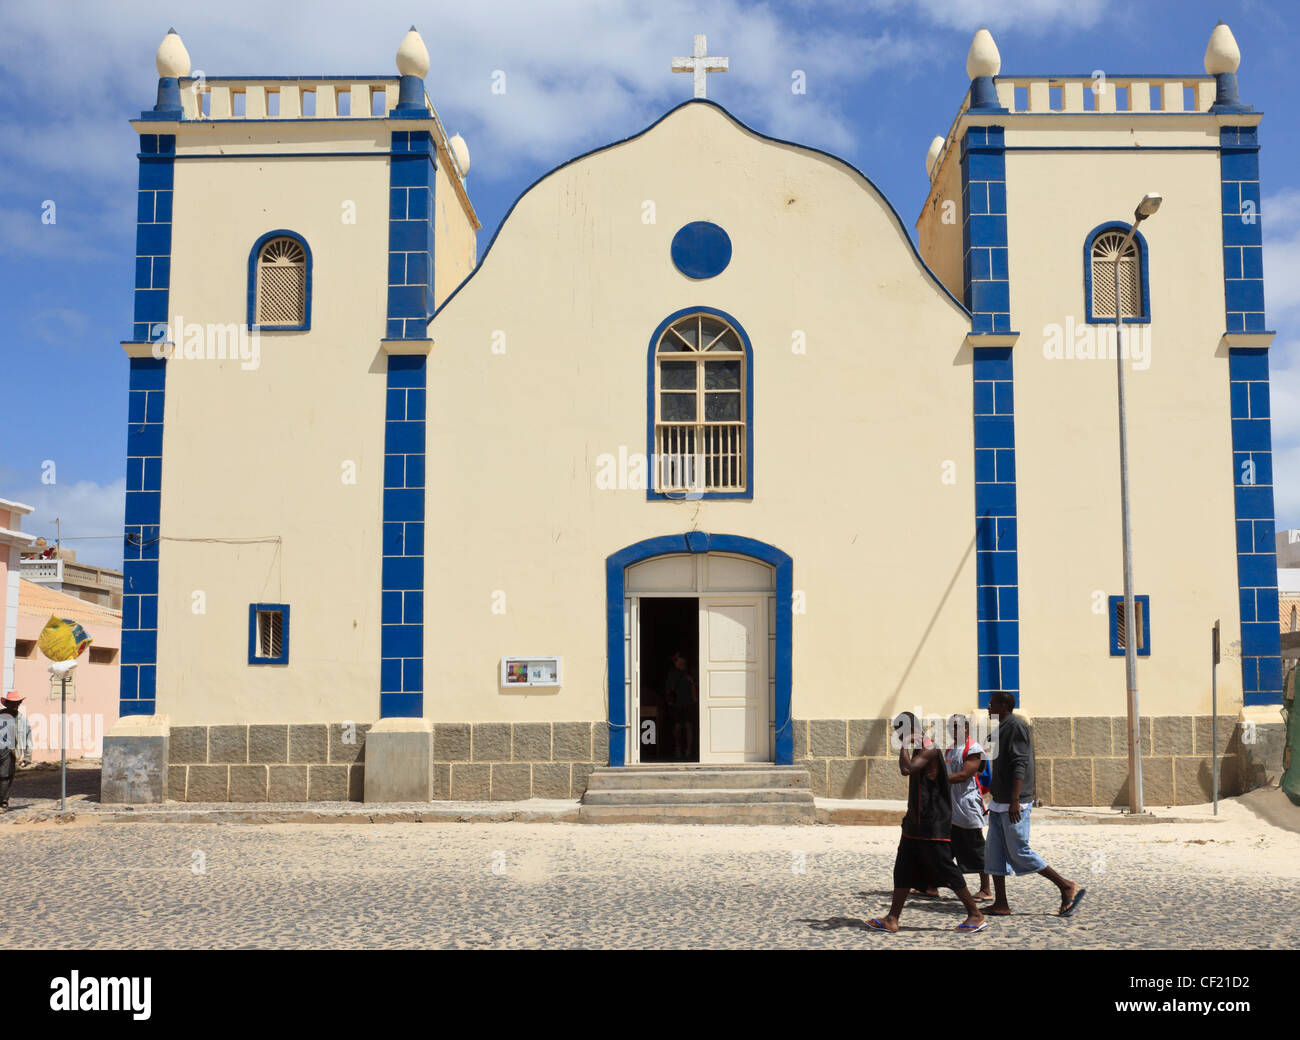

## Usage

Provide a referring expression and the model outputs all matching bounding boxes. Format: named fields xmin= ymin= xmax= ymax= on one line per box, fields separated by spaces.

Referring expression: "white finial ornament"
xmin=672 ymin=34 xmax=728 ymax=99
xmin=396 ymin=25 xmax=430 ymax=78
xmin=925 ymin=136 xmax=944 ymax=176
xmin=966 ymin=27 xmax=1001 ymax=79
xmin=1204 ymin=21 xmax=1240 ymax=75
xmin=156 ymin=28 xmax=191 ymax=78
xmin=449 ymin=134 xmax=470 ymax=176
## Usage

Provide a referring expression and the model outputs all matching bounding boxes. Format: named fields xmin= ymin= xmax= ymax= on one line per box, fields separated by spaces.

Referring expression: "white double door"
xmin=629 ymin=594 xmax=768 ymax=764
xmin=695 ymin=597 xmax=767 ymax=763
xmin=625 ymin=552 xmax=775 ymax=764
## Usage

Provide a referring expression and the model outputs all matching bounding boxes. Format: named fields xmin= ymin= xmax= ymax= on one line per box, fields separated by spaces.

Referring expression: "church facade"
xmin=102 ymin=24 xmax=1286 ymax=807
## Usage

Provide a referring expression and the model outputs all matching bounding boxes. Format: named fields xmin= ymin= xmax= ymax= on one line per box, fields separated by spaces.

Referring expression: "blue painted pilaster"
xmin=133 ymin=134 xmax=175 ymax=343
xmin=961 ymin=126 xmax=1010 ymax=336
xmin=380 ymin=357 xmax=426 ymax=717
xmin=121 ymin=357 xmax=165 ymax=717
xmin=1229 ymin=350 xmax=1283 ymax=705
xmin=1221 ymin=127 xmax=1265 ymax=335
xmin=972 ymin=347 xmax=1019 ymax=707
xmin=379 ymin=129 xmax=435 ymax=717
xmin=1220 ymin=124 xmax=1283 ymax=706
xmin=120 ymin=133 xmax=174 ymax=718
xmin=962 ymin=124 xmax=1019 ymax=708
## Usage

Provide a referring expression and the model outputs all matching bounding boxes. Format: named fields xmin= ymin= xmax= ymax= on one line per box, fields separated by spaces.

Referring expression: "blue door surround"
xmin=605 ymin=532 xmax=793 ymax=767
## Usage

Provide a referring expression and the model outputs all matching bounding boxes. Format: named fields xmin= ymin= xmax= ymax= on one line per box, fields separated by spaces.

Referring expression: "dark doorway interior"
xmin=639 ymin=597 xmax=698 ymax=763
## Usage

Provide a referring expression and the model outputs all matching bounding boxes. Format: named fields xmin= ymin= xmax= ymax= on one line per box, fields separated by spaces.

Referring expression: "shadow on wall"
xmin=881 ymin=531 xmax=978 ymax=719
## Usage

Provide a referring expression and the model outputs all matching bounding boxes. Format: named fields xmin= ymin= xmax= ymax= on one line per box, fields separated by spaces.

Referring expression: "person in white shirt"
xmin=944 ymin=714 xmax=992 ymax=902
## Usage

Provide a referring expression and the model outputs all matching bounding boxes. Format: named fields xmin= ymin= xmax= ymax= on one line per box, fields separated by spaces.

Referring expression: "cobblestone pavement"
xmin=2 ymin=815 xmax=1296 ymax=949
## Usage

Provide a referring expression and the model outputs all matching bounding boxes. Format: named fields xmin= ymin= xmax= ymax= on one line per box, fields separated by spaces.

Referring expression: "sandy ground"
xmin=1 ymin=795 xmax=1296 ymax=949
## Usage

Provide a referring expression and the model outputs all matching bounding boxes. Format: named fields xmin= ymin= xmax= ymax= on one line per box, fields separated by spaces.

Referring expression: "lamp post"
xmin=1114 ymin=191 xmax=1161 ymax=814
xmin=50 ymin=659 xmax=76 ymax=812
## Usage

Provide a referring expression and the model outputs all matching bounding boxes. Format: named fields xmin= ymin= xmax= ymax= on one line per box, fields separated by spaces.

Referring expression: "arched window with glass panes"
xmin=649 ymin=310 xmax=751 ymax=498
xmin=1085 ymin=223 xmax=1149 ymax=324
xmin=248 ymin=231 xmax=311 ymax=330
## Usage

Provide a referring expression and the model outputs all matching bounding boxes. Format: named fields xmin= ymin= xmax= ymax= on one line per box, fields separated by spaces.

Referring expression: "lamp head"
xmin=1134 ymin=193 xmax=1163 ymax=220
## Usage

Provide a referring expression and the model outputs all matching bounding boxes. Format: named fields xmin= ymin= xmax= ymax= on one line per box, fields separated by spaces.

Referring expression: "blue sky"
xmin=1 ymin=0 xmax=1297 ymax=568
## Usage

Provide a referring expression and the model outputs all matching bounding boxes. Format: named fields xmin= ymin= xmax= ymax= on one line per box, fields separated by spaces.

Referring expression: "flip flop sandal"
xmin=864 ymin=918 xmax=896 ymax=933
xmin=956 ymin=921 xmax=988 ymax=933
xmin=1059 ymin=888 xmax=1087 ymax=917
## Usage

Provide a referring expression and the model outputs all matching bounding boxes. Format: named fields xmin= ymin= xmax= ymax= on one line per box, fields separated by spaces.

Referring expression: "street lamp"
xmin=1114 ymin=191 xmax=1161 ymax=814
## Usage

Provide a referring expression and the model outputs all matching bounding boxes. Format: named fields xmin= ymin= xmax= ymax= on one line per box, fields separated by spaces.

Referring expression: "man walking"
xmin=985 ymin=691 xmax=1084 ymax=917
xmin=945 ymin=714 xmax=992 ymax=902
xmin=866 ymin=712 xmax=986 ymax=934
xmin=0 ymin=692 xmax=34 ymax=811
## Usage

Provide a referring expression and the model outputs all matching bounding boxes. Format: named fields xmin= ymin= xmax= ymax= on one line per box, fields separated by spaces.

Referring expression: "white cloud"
xmin=0 ymin=0 xmax=931 ymax=200
xmin=1264 ymin=190 xmax=1300 ymax=320
xmin=1269 ymin=339 xmax=1300 ymax=532
xmin=860 ymin=0 xmax=1111 ymax=31
xmin=1262 ymin=192 xmax=1300 ymax=531
xmin=10 ymin=480 xmax=126 ymax=571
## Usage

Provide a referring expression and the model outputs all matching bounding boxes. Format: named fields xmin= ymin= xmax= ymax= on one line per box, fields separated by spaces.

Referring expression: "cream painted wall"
xmin=158 ymin=147 xmax=391 ymax=725
xmin=1004 ymin=131 xmax=1243 ymax=718
xmin=424 ymin=103 xmax=977 ymax=725
xmin=151 ymin=103 xmax=1253 ymax=733
xmin=917 ymin=142 xmax=964 ymax=302
xmin=434 ymin=159 xmax=477 ymax=305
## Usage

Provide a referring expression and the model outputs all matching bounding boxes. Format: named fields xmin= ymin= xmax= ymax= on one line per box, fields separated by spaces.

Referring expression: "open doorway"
xmin=638 ymin=597 xmax=698 ymax=762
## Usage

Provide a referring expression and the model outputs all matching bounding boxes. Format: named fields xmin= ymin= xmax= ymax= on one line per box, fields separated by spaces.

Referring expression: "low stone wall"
xmin=792 ymin=715 xmax=1282 ymax=807
xmin=165 ymin=721 xmax=609 ymax=802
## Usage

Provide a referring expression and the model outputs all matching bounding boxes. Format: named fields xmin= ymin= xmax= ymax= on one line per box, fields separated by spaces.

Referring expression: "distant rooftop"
xmin=19 ymin=579 xmax=122 ymax=625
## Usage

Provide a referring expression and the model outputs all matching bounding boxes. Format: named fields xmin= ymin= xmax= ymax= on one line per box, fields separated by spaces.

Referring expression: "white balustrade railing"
xmin=928 ymin=74 xmax=1219 ymax=183
xmin=171 ymin=77 xmax=468 ymax=181
xmin=178 ymin=78 xmax=410 ymax=120
xmin=655 ymin=422 xmax=746 ymax=493
xmin=992 ymin=75 xmax=1216 ymax=115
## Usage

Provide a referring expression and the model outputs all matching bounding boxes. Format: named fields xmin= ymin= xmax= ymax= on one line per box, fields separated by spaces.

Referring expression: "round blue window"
xmin=671 ymin=221 xmax=732 ymax=279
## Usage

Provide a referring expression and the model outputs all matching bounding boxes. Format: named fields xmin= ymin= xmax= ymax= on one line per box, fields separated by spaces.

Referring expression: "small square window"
xmin=1109 ymin=595 xmax=1150 ymax=657
xmin=89 ymin=647 xmax=118 ymax=665
xmin=14 ymin=639 xmax=35 ymax=659
xmin=248 ymin=603 xmax=290 ymax=665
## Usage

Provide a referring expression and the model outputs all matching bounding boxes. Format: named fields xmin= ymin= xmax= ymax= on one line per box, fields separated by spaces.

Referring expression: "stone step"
xmin=582 ymin=786 xmax=813 ymax=806
xmin=586 ymin=766 xmax=810 ymax=792
xmin=578 ymin=802 xmax=817 ymax=826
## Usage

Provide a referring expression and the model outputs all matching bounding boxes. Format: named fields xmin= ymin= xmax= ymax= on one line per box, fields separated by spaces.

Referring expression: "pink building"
xmin=1 ymin=497 xmax=37 ymax=702
xmin=14 ymin=580 xmax=121 ymax=762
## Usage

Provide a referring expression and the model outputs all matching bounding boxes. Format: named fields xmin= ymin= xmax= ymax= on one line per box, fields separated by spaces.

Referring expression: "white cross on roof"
xmin=672 ymin=33 xmax=728 ymax=99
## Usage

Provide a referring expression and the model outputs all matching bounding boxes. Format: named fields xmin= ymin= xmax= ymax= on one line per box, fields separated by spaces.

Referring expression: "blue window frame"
xmin=247 ymin=230 xmax=312 ymax=331
xmin=1084 ymin=222 xmax=1151 ymax=325
xmin=1108 ymin=595 xmax=1150 ymax=657
xmin=248 ymin=603 xmax=290 ymax=665
xmin=646 ymin=306 xmax=754 ymax=501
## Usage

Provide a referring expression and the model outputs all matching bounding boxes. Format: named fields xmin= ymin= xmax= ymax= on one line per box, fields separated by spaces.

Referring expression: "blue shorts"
xmin=985 ymin=806 xmax=1048 ymax=876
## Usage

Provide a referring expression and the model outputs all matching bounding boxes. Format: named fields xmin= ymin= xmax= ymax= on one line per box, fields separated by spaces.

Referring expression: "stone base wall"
xmin=792 ymin=715 xmax=1282 ymax=807
xmin=166 ymin=721 xmax=609 ymax=802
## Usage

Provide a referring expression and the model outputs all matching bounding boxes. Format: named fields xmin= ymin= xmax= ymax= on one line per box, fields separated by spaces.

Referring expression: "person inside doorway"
xmin=664 ymin=650 xmax=698 ymax=761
